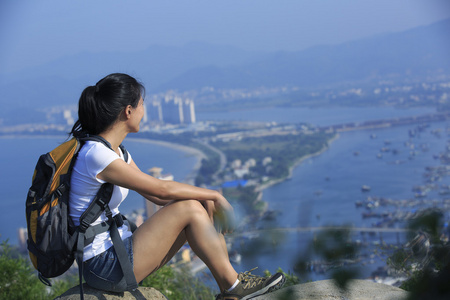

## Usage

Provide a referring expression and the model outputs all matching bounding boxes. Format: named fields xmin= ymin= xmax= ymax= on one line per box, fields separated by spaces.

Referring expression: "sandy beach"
xmin=125 ymin=137 xmax=207 ymax=183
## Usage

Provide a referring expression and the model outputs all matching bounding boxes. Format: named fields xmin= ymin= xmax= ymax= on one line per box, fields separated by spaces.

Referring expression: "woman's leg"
xmin=218 ymin=232 xmax=229 ymax=261
xmin=132 ymin=199 xmax=238 ymax=291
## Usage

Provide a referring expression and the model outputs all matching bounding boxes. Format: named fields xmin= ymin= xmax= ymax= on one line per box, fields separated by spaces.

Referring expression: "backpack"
xmin=25 ymin=135 xmax=137 ymax=299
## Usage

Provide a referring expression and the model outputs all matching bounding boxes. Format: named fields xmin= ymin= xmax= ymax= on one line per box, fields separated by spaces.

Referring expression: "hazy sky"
xmin=1 ymin=0 xmax=450 ymax=73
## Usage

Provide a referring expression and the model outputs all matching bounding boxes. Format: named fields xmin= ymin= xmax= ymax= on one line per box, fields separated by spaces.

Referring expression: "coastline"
xmin=3 ymin=133 xmax=338 ymax=189
xmin=255 ymin=133 xmax=340 ymax=192
xmin=123 ymin=137 xmax=207 ymax=184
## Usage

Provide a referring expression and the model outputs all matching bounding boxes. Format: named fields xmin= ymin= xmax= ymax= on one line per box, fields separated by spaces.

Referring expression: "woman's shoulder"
xmin=81 ymin=141 xmax=120 ymax=169
xmin=81 ymin=140 xmax=112 ymax=155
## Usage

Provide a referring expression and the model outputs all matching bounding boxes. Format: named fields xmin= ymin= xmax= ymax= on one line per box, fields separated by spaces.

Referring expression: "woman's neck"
xmin=98 ymin=126 xmax=127 ymax=153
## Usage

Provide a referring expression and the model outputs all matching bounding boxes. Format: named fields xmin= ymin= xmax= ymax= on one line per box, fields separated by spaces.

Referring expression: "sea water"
xmin=1 ymin=105 xmax=445 ymax=281
xmin=231 ymin=121 xmax=450 ymax=279
xmin=197 ymin=105 xmax=449 ymax=279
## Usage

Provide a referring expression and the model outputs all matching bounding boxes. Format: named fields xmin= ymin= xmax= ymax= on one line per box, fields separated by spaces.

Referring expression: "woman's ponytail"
xmin=70 ymin=85 xmax=99 ymax=136
xmin=70 ymin=73 xmax=144 ymax=137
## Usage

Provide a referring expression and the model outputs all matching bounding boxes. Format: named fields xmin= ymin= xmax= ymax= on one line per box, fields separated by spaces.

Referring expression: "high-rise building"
xmin=63 ymin=109 xmax=75 ymax=126
xmin=183 ymin=99 xmax=196 ymax=124
xmin=162 ymin=96 xmax=183 ymax=124
xmin=144 ymin=94 xmax=196 ymax=125
xmin=142 ymin=101 xmax=148 ymax=123
xmin=147 ymin=101 xmax=163 ymax=122
xmin=145 ymin=167 xmax=174 ymax=219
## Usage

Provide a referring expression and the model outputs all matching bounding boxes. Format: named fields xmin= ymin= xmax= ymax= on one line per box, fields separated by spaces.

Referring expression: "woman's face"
xmin=129 ymin=97 xmax=145 ymax=132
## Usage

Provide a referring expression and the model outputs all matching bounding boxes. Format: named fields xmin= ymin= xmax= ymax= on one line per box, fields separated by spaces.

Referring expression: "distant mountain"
xmin=157 ymin=18 xmax=450 ymax=91
xmin=0 ymin=42 xmax=269 ymax=111
xmin=1 ymin=18 xmax=449 ymax=123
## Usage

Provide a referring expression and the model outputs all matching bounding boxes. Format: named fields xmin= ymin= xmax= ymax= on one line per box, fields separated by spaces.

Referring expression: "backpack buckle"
xmin=113 ymin=214 xmax=124 ymax=227
xmin=54 ymin=184 xmax=66 ymax=198
xmin=79 ymin=219 xmax=91 ymax=232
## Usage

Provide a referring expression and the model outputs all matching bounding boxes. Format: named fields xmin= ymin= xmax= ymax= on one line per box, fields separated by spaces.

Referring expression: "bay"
xmin=199 ymin=105 xmax=449 ymax=279
xmin=0 ymin=136 xmax=199 ymax=245
xmin=231 ymin=121 xmax=450 ymax=279
xmin=1 ymin=105 xmax=445 ymax=281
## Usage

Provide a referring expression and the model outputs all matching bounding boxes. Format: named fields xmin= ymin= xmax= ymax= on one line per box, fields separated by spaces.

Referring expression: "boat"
xmin=361 ymin=185 xmax=371 ymax=192
xmin=230 ymin=251 xmax=242 ymax=264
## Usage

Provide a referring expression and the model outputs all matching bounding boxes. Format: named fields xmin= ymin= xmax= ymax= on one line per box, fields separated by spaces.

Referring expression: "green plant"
xmin=0 ymin=240 xmax=77 ymax=300
xmin=292 ymin=226 xmax=360 ymax=292
xmin=141 ymin=264 xmax=216 ymax=300
xmin=0 ymin=241 xmax=45 ymax=300
xmin=387 ymin=209 xmax=450 ymax=299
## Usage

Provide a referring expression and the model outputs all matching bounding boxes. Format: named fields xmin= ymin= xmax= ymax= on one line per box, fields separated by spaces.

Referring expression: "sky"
xmin=1 ymin=0 xmax=450 ymax=74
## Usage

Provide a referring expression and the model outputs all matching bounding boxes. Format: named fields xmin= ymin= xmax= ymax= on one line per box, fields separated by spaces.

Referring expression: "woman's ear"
xmin=125 ymin=105 xmax=133 ymax=119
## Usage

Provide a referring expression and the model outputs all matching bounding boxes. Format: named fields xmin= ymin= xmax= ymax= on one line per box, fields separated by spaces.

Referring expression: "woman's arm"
xmin=126 ymin=158 xmax=219 ymax=223
xmin=126 ymin=158 xmax=218 ymax=223
xmin=97 ymin=157 xmax=233 ymax=214
xmin=125 ymin=158 xmax=169 ymax=206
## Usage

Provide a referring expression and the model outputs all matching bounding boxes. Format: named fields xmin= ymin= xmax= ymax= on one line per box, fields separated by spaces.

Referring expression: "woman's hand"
xmin=213 ymin=193 xmax=235 ymax=234
xmin=201 ymin=199 xmax=215 ymax=223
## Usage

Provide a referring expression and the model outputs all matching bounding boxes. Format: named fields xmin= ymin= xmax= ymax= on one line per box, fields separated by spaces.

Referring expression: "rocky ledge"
xmin=54 ymin=284 xmax=167 ymax=300
xmin=55 ymin=279 xmax=408 ymax=300
xmin=255 ymin=279 xmax=408 ymax=300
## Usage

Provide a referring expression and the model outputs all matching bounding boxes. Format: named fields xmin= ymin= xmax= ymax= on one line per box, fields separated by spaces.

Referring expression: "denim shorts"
xmin=83 ymin=237 xmax=134 ymax=293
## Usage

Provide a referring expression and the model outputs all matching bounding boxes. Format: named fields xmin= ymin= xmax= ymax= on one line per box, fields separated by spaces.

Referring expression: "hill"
xmin=159 ymin=18 xmax=450 ymax=91
xmin=1 ymin=18 xmax=449 ymax=123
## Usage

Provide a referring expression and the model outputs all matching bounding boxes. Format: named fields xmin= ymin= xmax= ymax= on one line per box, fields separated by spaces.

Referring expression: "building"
xmin=145 ymin=94 xmax=196 ymax=125
xmin=148 ymin=101 xmax=163 ymax=122
xmin=182 ymin=99 xmax=196 ymax=124
xmin=145 ymin=167 xmax=174 ymax=219
xmin=162 ymin=96 xmax=184 ymax=124
xmin=63 ymin=109 xmax=75 ymax=126
xmin=142 ymin=101 xmax=148 ymax=123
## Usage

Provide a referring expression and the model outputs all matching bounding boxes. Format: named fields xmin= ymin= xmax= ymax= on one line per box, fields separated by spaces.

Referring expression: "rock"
xmin=54 ymin=284 xmax=167 ymax=300
xmin=254 ymin=279 xmax=409 ymax=300
xmin=55 ymin=280 xmax=409 ymax=300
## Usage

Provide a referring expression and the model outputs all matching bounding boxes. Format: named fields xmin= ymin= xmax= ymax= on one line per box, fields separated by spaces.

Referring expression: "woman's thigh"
xmin=132 ymin=200 xmax=206 ymax=281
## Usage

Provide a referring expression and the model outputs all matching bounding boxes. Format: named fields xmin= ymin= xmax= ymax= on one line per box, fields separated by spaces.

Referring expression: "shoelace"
xmin=238 ymin=267 xmax=265 ymax=289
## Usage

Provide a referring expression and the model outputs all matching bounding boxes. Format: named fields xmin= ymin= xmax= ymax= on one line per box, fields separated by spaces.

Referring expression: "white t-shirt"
xmin=69 ymin=140 xmax=133 ymax=261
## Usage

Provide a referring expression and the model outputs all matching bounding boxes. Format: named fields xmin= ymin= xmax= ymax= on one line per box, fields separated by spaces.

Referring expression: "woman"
xmin=69 ymin=73 xmax=285 ymax=299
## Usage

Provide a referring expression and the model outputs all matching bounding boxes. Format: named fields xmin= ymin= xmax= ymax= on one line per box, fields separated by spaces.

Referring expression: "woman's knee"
xmin=180 ymin=199 xmax=205 ymax=211
xmin=172 ymin=200 xmax=207 ymax=217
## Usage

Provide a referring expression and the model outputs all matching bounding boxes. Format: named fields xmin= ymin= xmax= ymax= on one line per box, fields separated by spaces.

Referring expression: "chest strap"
xmin=83 ymin=214 xmax=126 ymax=246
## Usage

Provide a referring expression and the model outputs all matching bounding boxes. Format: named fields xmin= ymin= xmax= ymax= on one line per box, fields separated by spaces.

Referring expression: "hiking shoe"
xmin=216 ymin=269 xmax=286 ymax=300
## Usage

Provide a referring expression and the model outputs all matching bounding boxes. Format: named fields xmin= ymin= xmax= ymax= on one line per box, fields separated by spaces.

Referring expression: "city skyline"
xmin=146 ymin=95 xmax=196 ymax=125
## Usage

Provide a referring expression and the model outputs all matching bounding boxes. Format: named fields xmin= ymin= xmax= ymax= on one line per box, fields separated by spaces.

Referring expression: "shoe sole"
xmin=241 ymin=274 xmax=286 ymax=300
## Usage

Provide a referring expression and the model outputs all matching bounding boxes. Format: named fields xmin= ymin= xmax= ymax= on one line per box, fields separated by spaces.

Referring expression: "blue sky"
xmin=1 ymin=0 xmax=450 ymax=73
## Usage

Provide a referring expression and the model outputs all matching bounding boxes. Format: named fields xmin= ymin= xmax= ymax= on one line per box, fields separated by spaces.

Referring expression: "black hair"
xmin=70 ymin=73 xmax=145 ymax=137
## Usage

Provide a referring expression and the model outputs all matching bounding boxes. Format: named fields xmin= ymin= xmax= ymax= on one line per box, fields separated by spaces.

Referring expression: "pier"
xmin=319 ymin=111 xmax=450 ymax=132
xmin=231 ymin=226 xmax=411 ymax=237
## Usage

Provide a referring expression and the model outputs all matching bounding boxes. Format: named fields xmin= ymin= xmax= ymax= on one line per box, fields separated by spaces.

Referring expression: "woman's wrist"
xmin=212 ymin=191 xmax=222 ymax=203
